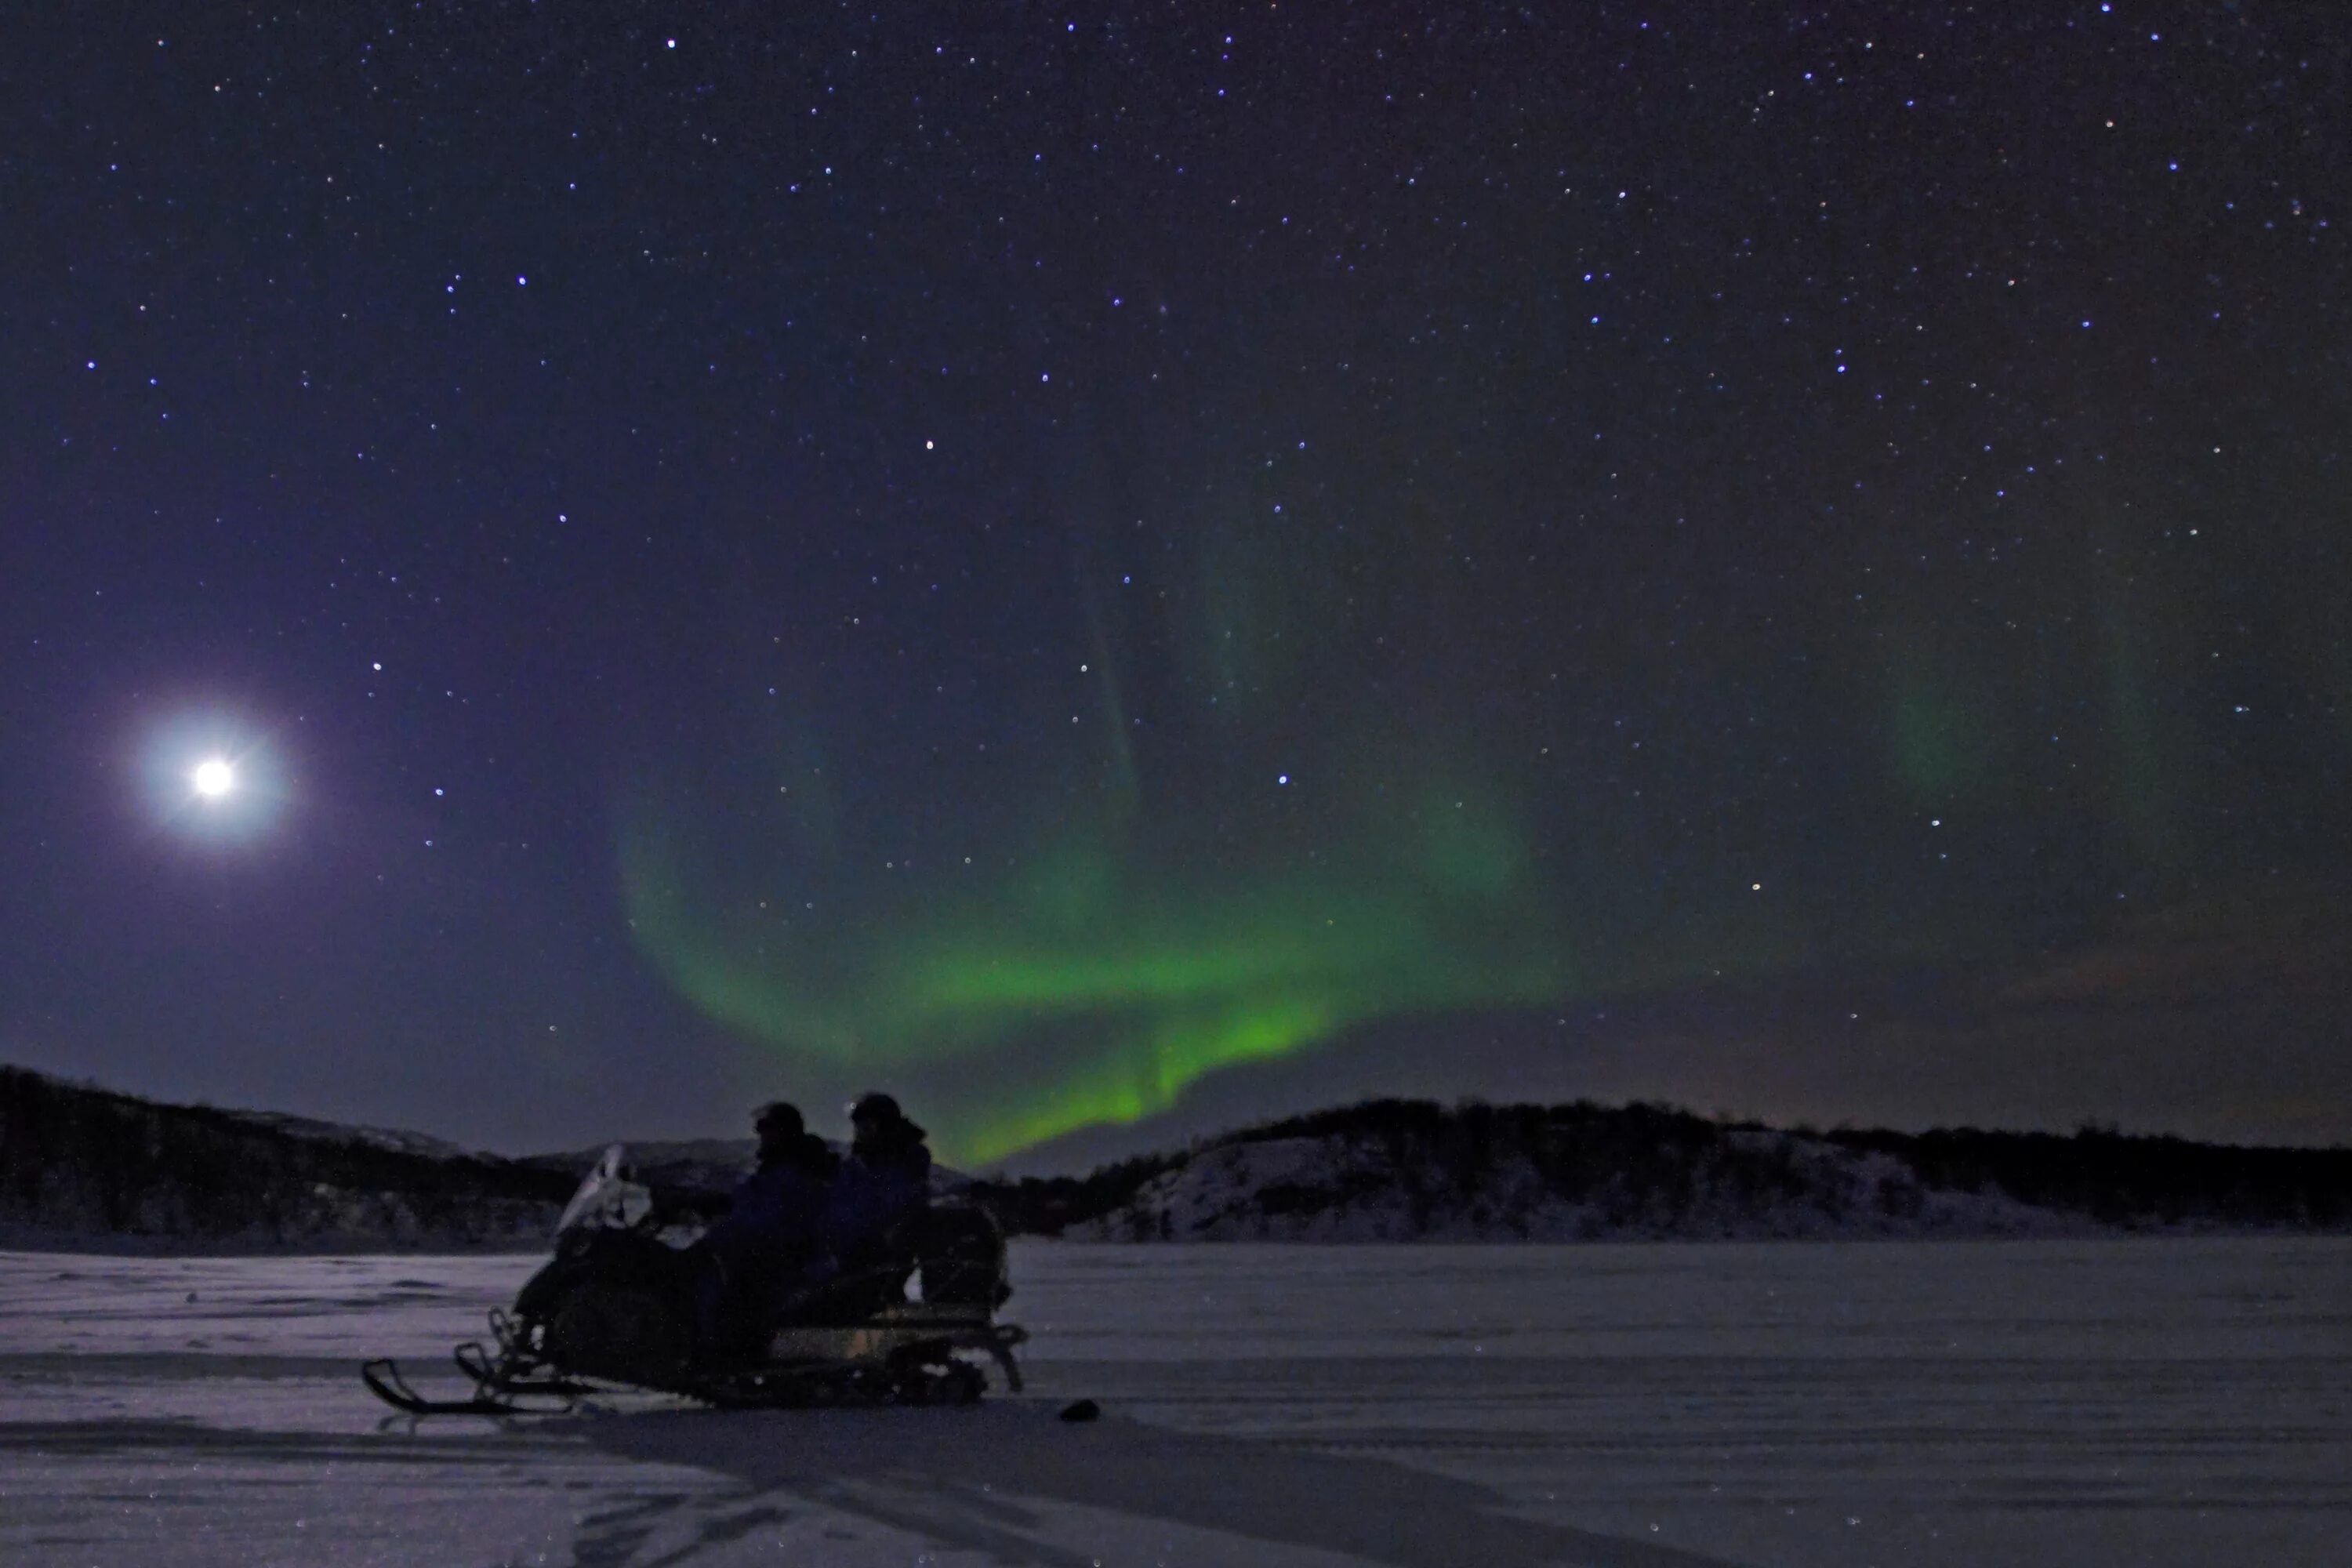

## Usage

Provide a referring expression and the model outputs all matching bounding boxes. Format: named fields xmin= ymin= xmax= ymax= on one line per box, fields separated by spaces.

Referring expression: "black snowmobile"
xmin=362 ymin=1145 xmax=1025 ymax=1416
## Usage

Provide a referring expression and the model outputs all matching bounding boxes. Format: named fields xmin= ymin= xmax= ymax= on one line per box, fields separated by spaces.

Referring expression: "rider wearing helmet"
xmin=694 ymin=1101 xmax=837 ymax=1354
xmin=822 ymin=1093 xmax=933 ymax=1287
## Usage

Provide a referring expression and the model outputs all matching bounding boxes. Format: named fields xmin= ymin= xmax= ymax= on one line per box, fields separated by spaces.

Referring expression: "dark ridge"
xmin=964 ymin=1097 xmax=2352 ymax=1237
xmin=12 ymin=1066 xmax=2349 ymax=1249
xmin=0 ymin=1065 xmax=577 ymax=1248
xmin=1812 ymin=1120 xmax=2352 ymax=1229
xmin=964 ymin=1149 xmax=1192 ymax=1237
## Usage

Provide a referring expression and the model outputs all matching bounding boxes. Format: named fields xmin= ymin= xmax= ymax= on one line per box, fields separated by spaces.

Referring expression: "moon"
xmin=137 ymin=714 xmax=285 ymax=840
xmin=191 ymin=757 xmax=236 ymax=799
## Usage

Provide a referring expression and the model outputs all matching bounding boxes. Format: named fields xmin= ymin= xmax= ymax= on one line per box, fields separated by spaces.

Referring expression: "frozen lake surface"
xmin=2 ymin=1237 xmax=2346 ymax=1566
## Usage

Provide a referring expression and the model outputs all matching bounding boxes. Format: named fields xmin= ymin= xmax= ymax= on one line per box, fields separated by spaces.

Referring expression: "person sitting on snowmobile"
xmin=691 ymin=1101 xmax=837 ymax=1356
xmin=821 ymin=1092 xmax=933 ymax=1301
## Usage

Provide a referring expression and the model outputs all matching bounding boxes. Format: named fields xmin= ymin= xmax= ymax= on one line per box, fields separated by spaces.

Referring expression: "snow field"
xmin=2 ymin=1238 xmax=2347 ymax=1566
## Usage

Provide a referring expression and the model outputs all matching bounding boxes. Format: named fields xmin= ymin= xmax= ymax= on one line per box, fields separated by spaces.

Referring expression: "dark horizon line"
xmin=9 ymin=1060 xmax=2347 ymax=1182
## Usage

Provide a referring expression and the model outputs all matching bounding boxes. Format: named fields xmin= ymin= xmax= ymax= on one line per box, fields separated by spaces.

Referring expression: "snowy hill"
xmin=520 ymin=1138 xmax=760 ymax=1203
xmin=0 ymin=1066 xmax=573 ymax=1250
xmin=13 ymin=1066 xmax=2348 ymax=1252
xmin=1063 ymin=1127 xmax=2074 ymax=1241
xmin=1007 ymin=1100 xmax=2352 ymax=1243
xmin=220 ymin=1109 xmax=480 ymax=1163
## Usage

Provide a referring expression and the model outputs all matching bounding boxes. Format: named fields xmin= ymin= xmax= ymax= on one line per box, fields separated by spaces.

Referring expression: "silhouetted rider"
xmin=693 ymin=1101 xmax=837 ymax=1355
xmin=822 ymin=1092 xmax=933 ymax=1293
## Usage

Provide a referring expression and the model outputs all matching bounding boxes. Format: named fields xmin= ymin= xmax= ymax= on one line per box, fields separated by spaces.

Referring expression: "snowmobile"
xmin=361 ymin=1145 xmax=1025 ymax=1416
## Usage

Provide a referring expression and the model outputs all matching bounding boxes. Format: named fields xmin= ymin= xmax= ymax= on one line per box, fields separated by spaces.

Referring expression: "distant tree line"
xmin=0 ymin=1066 xmax=575 ymax=1245
xmin=967 ymin=1150 xmax=1190 ymax=1236
xmin=1813 ymin=1120 xmax=2352 ymax=1229
xmin=966 ymin=1098 xmax=2352 ymax=1236
xmin=13 ymin=1067 xmax=2347 ymax=1247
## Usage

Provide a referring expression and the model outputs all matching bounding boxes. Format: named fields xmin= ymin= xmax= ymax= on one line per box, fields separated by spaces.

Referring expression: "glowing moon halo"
xmin=138 ymin=716 xmax=281 ymax=842
xmin=191 ymin=757 xmax=237 ymax=799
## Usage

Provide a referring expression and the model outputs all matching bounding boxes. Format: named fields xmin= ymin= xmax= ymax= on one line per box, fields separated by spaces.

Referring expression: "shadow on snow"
xmin=564 ymin=1399 xmax=1734 ymax=1568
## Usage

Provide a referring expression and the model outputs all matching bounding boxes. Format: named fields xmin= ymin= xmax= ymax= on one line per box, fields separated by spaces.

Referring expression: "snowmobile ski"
xmin=453 ymin=1339 xmax=595 ymax=1399
xmin=360 ymin=1357 xmax=564 ymax=1417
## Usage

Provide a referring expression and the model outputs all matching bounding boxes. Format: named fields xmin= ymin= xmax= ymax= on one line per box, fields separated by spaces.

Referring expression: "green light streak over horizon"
xmin=619 ymin=800 xmax=1566 ymax=1164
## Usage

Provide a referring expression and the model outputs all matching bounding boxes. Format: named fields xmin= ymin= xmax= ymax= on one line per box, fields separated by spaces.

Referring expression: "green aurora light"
xmin=620 ymin=791 xmax=1568 ymax=1165
xmin=606 ymin=469 xmax=2315 ymax=1163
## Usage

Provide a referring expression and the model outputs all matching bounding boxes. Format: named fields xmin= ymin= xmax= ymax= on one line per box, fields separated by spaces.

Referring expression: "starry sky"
xmin=3 ymin=2 xmax=2347 ymax=1167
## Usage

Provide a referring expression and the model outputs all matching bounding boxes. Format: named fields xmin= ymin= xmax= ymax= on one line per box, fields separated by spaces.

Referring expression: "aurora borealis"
xmin=1 ymin=3 xmax=2346 ymax=1160
xmin=615 ymin=614 xmax=1577 ymax=1160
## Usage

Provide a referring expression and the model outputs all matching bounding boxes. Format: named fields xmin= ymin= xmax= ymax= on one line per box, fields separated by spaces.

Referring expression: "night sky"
xmin=4 ymin=3 xmax=2347 ymax=1167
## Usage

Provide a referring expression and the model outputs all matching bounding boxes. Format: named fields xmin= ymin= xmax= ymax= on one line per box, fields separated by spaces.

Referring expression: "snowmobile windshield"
xmin=554 ymin=1144 xmax=656 ymax=1236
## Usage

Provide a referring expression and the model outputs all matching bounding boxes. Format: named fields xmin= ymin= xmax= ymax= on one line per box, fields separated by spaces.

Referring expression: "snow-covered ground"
xmin=2 ymin=1238 xmax=2346 ymax=1566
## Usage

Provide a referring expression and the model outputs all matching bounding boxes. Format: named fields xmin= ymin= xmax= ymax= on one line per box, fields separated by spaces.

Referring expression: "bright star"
xmin=191 ymin=758 xmax=235 ymax=799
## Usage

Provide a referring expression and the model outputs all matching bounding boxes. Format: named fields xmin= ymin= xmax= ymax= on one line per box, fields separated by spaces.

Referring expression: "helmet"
xmin=848 ymin=1091 xmax=902 ymax=1127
